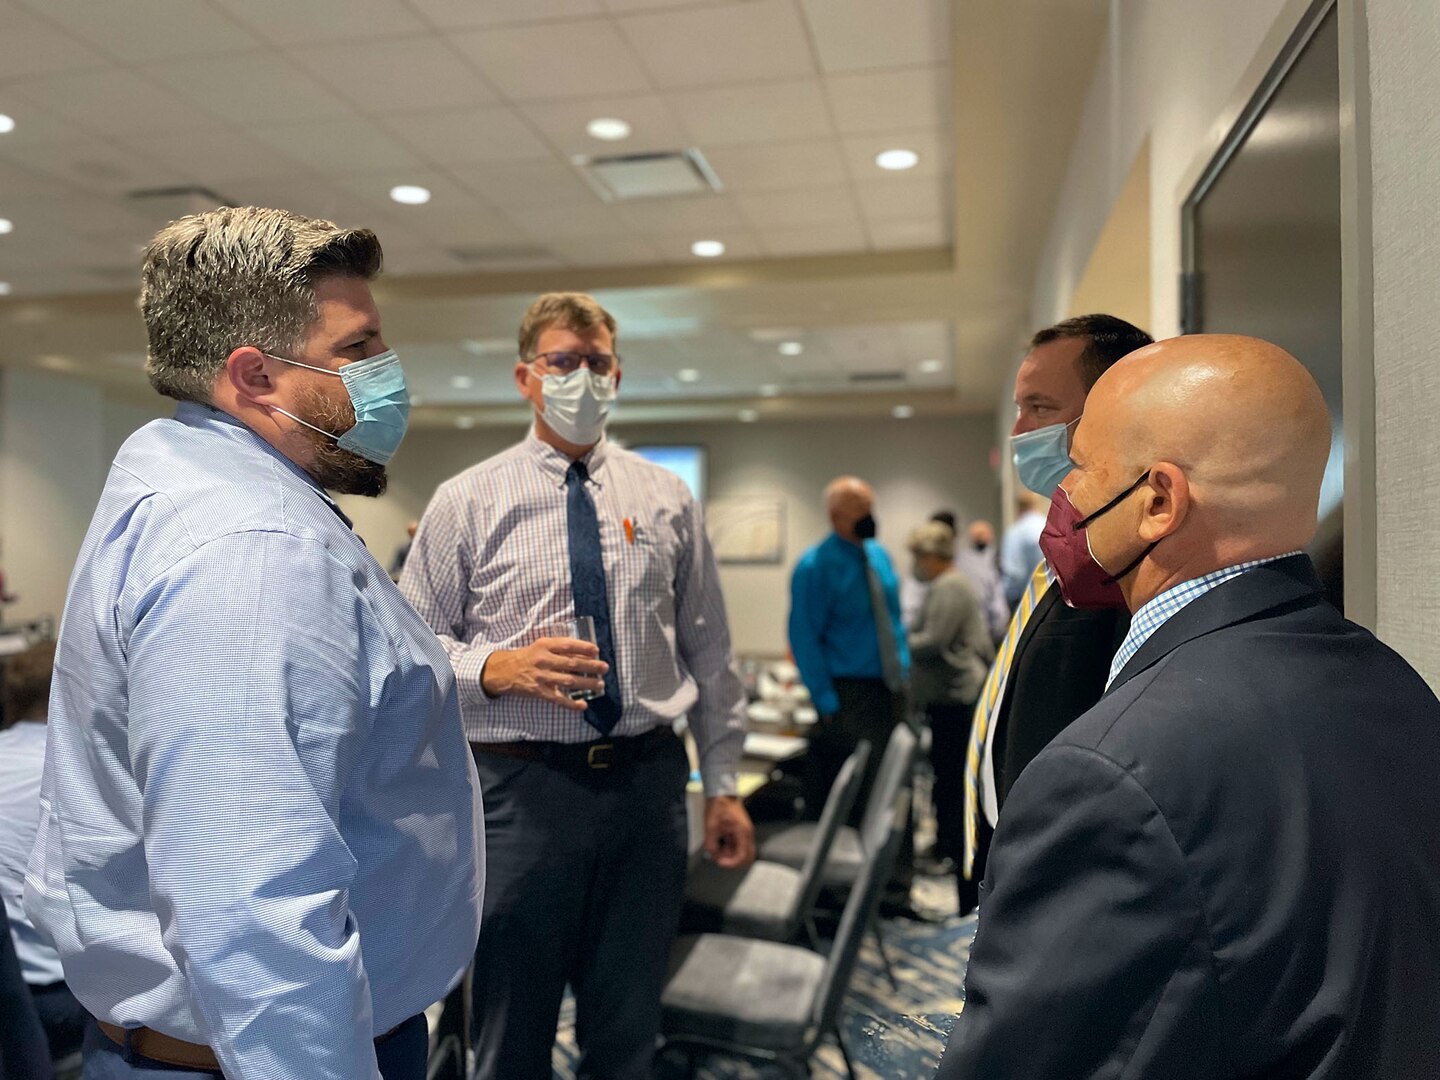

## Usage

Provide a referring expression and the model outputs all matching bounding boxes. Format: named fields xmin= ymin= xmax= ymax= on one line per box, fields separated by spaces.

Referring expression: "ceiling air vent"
xmin=574 ymin=148 xmax=722 ymax=202
xmin=126 ymin=186 xmax=231 ymax=227
xmin=448 ymin=244 xmax=554 ymax=265
xmin=848 ymin=370 xmax=906 ymax=384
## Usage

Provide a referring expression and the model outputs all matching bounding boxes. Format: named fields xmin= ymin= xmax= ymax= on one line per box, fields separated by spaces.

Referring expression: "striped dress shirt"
xmin=400 ymin=429 xmax=746 ymax=797
xmin=24 ymin=403 xmax=484 ymax=1080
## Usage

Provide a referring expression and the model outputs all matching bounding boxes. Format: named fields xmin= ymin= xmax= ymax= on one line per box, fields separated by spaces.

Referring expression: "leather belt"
xmin=97 ymin=1018 xmax=404 ymax=1071
xmin=472 ymin=726 xmax=675 ymax=771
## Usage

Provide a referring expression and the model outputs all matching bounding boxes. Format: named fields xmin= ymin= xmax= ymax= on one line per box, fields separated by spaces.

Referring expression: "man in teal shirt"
xmin=788 ymin=476 xmax=912 ymax=907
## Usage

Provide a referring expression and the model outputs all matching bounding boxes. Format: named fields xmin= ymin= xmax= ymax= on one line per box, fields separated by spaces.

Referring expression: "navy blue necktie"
xmin=566 ymin=460 xmax=622 ymax=734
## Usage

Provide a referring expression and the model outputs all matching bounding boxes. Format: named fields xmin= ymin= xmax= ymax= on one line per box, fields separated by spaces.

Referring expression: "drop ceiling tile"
xmin=218 ymin=176 xmax=401 ymax=230
xmin=0 ymin=2 xmax=110 ymax=78
xmin=619 ymin=0 xmax=814 ymax=89
xmin=826 ymin=65 xmax=950 ymax=134
xmin=518 ymin=94 xmax=689 ymax=157
xmin=700 ymin=140 xmax=847 ymax=192
xmin=11 ymin=69 xmax=217 ymax=134
xmin=449 ymin=20 xmax=652 ymax=102
xmin=301 ymin=37 xmax=497 ymax=114
xmin=841 ymin=129 xmax=947 ymax=180
xmin=502 ymin=201 xmax=629 ymax=239
xmin=249 ymin=117 xmax=428 ymax=176
xmin=150 ymin=54 xmax=354 ymax=125
xmin=757 ymin=220 xmax=868 ymax=258
xmin=449 ymin=160 xmax=596 ymax=210
xmin=601 ymin=0 xmax=720 ymax=12
xmin=613 ymin=194 xmax=747 ymax=235
xmin=799 ymin=0 xmax=950 ymax=73
xmin=123 ymin=127 xmax=317 ymax=186
xmin=671 ymin=81 xmax=832 ymax=147
xmin=27 ymin=0 xmax=263 ymax=61
xmin=210 ymin=0 xmax=431 ymax=43
xmin=0 ymin=156 xmax=67 ymax=199
xmin=7 ymin=138 xmax=183 ymax=196
xmin=378 ymin=106 xmax=552 ymax=165
xmin=864 ymin=215 xmax=948 ymax=251
xmin=0 ymin=91 xmax=93 ymax=146
xmin=406 ymin=0 xmax=603 ymax=30
xmin=551 ymin=235 xmax=666 ymax=267
xmin=854 ymin=174 xmax=949 ymax=222
xmin=735 ymin=186 xmax=857 ymax=228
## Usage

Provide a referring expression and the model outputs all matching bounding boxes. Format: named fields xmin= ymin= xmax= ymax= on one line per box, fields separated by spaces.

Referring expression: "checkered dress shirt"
xmin=1107 ymin=552 xmax=1305 ymax=687
xmin=400 ymin=429 xmax=746 ymax=796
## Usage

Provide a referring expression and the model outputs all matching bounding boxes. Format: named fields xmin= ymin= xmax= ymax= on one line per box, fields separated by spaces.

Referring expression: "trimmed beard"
xmin=293 ymin=383 xmax=388 ymax=497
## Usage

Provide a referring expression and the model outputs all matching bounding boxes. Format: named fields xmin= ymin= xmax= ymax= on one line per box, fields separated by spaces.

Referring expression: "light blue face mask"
xmin=264 ymin=349 xmax=410 ymax=465
xmin=1011 ymin=416 xmax=1080 ymax=496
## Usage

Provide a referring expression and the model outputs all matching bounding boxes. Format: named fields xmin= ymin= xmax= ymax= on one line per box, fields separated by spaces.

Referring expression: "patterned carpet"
xmin=552 ymin=875 xmax=976 ymax=1079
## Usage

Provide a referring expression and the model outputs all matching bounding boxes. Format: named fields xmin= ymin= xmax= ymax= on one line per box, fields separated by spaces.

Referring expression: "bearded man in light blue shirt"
xmin=24 ymin=207 xmax=483 ymax=1080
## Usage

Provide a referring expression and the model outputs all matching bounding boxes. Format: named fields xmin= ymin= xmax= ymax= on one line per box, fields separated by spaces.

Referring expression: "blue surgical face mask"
xmin=1011 ymin=417 xmax=1080 ymax=496
xmin=264 ymin=349 xmax=410 ymax=465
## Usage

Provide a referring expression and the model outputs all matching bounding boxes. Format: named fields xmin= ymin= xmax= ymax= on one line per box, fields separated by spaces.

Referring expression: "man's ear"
xmin=1140 ymin=462 xmax=1188 ymax=542
xmin=225 ymin=347 xmax=274 ymax=403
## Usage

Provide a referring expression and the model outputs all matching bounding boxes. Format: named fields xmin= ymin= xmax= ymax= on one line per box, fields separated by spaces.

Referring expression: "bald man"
xmin=938 ymin=335 xmax=1440 ymax=1079
xmin=786 ymin=477 xmax=913 ymax=908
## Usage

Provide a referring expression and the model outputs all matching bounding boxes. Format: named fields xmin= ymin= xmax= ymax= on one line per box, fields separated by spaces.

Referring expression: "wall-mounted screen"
xmin=630 ymin=445 xmax=706 ymax=502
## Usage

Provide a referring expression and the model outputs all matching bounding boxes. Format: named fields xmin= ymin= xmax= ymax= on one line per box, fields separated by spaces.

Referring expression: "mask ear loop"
xmin=1070 ymin=471 xmax=1158 ymax=585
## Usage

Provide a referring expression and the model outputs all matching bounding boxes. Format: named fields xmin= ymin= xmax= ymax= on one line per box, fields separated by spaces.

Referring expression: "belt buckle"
xmin=587 ymin=742 xmax=614 ymax=769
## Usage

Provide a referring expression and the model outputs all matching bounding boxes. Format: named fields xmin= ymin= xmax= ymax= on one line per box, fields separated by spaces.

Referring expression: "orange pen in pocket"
xmin=623 ymin=517 xmax=635 ymax=545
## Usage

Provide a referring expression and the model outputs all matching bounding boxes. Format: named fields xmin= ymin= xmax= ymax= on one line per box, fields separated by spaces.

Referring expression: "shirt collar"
xmin=1107 ymin=551 xmax=1305 ymax=687
xmin=175 ymin=401 xmax=353 ymax=528
xmin=526 ymin=425 xmax=609 ymax=488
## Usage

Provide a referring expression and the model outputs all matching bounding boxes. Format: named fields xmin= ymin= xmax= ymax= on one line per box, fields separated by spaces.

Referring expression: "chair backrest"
xmin=858 ymin=721 xmax=918 ymax=853
xmin=809 ymin=789 xmax=909 ymax=1038
xmin=790 ymin=740 xmax=871 ymax=928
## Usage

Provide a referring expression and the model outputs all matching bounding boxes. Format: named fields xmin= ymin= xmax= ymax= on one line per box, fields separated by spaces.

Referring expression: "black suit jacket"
xmin=991 ymin=582 xmax=1129 ymax=810
xmin=940 ymin=556 xmax=1440 ymax=1079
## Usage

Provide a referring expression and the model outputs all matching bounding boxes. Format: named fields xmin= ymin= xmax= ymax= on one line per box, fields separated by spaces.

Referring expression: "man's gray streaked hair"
xmin=140 ymin=206 xmax=383 ymax=404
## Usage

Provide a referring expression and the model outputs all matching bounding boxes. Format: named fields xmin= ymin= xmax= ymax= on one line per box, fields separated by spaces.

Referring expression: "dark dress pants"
xmin=925 ymin=701 xmax=972 ymax=863
xmin=32 ymin=980 xmax=87 ymax=1061
xmin=803 ymin=677 xmax=913 ymax=902
xmin=469 ymin=734 xmax=689 ymax=1080
xmin=1 ymin=898 xmax=53 ymax=1080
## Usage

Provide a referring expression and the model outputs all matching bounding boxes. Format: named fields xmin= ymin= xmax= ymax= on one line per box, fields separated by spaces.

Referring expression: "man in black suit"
xmin=961 ymin=314 xmax=1151 ymax=911
xmin=939 ymin=334 xmax=1440 ymax=1078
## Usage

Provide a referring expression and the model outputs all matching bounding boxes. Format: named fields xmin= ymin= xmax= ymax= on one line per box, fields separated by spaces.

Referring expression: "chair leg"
xmin=835 ymin=1027 xmax=857 ymax=1080
xmin=871 ymin=918 xmax=899 ymax=990
xmin=683 ymin=1048 xmax=699 ymax=1080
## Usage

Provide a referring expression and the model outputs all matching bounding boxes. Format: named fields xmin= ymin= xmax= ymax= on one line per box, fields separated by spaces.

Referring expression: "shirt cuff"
xmin=454 ymin=647 xmax=498 ymax=708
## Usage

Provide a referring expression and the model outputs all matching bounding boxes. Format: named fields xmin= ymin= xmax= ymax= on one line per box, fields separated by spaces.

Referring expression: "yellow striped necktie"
xmin=963 ymin=560 xmax=1050 ymax=879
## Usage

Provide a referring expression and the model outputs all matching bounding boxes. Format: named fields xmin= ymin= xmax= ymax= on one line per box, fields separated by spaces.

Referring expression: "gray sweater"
xmin=907 ymin=566 xmax=996 ymax=709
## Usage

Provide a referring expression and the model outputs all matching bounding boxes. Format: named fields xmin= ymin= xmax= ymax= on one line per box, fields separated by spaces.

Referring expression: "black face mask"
xmin=854 ymin=514 xmax=877 ymax=541
xmin=971 ymin=539 xmax=989 ymax=553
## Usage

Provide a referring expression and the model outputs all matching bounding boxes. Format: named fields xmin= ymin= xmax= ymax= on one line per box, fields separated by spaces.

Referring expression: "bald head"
xmin=1066 ymin=334 xmax=1331 ymax=608
xmin=825 ymin=476 xmax=875 ymax=543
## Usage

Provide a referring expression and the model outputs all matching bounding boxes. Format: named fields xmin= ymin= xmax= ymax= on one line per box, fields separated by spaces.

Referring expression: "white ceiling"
xmin=0 ymin=0 xmax=1110 ymax=424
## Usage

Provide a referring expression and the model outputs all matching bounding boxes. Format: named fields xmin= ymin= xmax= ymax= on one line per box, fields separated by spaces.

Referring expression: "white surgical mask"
xmin=540 ymin=369 xmax=616 ymax=446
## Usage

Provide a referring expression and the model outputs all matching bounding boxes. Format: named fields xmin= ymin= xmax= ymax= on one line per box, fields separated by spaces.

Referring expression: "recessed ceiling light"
xmin=36 ymin=354 xmax=74 ymax=371
xmin=691 ymin=239 xmax=725 ymax=258
xmin=918 ymin=358 xmax=944 ymax=374
xmin=738 ymin=409 xmax=760 ymax=423
xmin=410 ymin=395 xmax=426 ymax=406
xmin=0 ymin=114 xmax=14 ymax=135
xmin=778 ymin=341 xmax=803 ymax=357
xmin=676 ymin=368 xmax=700 ymax=383
xmin=759 ymin=384 xmax=780 ymax=397
xmin=462 ymin=338 xmax=513 ymax=356
xmin=455 ymin=415 xmax=477 ymax=429
xmin=0 ymin=218 xmax=13 ymax=235
xmin=389 ymin=184 xmax=431 ymax=206
xmin=875 ymin=148 xmax=919 ymax=171
xmin=892 ymin=404 xmax=915 ymax=419
xmin=586 ymin=117 xmax=632 ymax=141
xmin=0 ymin=282 xmax=11 ymax=296
xmin=451 ymin=374 xmax=475 ymax=389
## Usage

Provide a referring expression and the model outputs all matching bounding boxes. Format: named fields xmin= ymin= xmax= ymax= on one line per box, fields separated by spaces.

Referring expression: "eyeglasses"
xmin=526 ymin=351 xmax=620 ymax=376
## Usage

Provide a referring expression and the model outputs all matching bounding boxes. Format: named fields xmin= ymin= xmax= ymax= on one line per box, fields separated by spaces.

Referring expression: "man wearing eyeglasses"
xmin=401 ymin=292 xmax=753 ymax=1080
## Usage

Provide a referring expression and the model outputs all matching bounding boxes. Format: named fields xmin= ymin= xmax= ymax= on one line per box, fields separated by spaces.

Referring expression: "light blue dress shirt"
xmin=24 ymin=403 xmax=484 ymax=1080
xmin=0 ymin=720 xmax=63 ymax=985
xmin=788 ymin=534 xmax=910 ymax=716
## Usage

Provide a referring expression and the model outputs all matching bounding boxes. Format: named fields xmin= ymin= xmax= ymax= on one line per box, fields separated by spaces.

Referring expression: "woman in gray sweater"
xmin=906 ymin=522 xmax=996 ymax=880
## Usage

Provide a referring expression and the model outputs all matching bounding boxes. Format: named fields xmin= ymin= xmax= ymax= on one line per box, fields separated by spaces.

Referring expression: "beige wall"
xmin=340 ymin=414 xmax=1000 ymax=655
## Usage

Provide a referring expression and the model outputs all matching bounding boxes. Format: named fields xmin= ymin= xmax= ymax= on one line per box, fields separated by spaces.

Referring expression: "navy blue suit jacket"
xmin=938 ymin=556 xmax=1440 ymax=1079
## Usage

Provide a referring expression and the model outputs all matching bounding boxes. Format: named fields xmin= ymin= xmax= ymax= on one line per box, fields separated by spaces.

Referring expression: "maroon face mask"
xmin=1039 ymin=472 xmax=1156 ymax=610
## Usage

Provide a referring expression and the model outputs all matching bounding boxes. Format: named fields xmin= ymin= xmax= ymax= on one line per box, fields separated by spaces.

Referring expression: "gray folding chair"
xmin=753 ymin=721 xmax=918 ymax=889
xmin=682 ymin=741 xmax=870 ymax=948
xmin=659 ymin=789 xmax=910 ymax=1080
